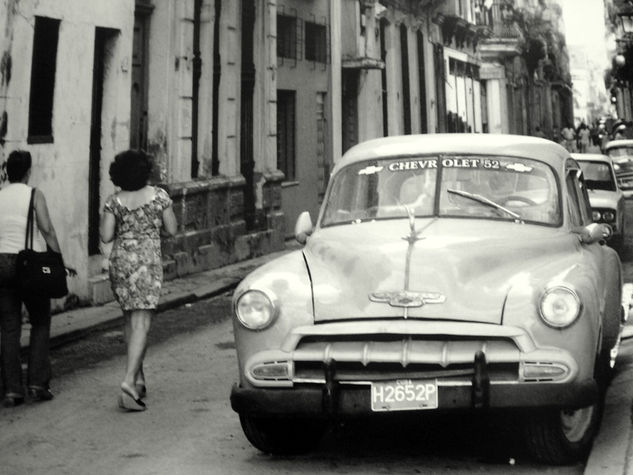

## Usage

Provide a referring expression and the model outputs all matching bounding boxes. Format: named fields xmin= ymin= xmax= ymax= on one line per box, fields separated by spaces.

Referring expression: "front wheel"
xmin=239 ymin=414 xmax=327 ymax=455
xmin=523 ymin=402 xmax=601 ymax=464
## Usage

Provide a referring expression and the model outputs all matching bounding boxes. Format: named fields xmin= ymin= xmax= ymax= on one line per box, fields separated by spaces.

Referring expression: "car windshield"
xmin=608 ymin=147 xmax=633 ymax=159
xmin=578 ymin=161 xmax=616 ymax=191
xmin=321 ymin=155 xmax=560 ymax=227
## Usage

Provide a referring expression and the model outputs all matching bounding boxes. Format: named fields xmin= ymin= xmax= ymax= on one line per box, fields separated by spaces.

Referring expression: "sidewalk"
xmin=20 ymin=242 xmax=300 ymax=350
xmin=584 ymin=283 xmax=633 ymax=475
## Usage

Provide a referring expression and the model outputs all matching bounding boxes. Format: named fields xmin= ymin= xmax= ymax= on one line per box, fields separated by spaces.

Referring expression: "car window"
xmin=578 ymin=161 xmax=616 ymax=191
xmin=565 ymin=171 xmax=584 ymax=227
xmin=321 ymin=155 xmax=561 ymax=227
xmin=575 ymin=172 xmax=593 ymax=225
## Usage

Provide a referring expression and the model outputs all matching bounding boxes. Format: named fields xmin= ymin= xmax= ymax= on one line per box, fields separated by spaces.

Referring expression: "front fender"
xmin=232 ymin=250 xmax=314 ymax=382
xmin=502 ymin=262 xmax=601 ymax=380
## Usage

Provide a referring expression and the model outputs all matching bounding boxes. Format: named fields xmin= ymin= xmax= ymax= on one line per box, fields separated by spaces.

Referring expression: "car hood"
xmin=587 ymin=189 xmax=620 ymax=208
xmin=304 ymin=219 xmax=577 ymax=324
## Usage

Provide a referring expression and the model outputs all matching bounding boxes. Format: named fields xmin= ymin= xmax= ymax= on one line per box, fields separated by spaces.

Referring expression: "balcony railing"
xmin=487 ymin=0 xmax=523 ymax=39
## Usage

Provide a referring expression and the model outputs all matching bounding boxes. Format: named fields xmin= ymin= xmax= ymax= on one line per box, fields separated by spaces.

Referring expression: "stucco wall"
xmin=277 ymin=0 xmax=331 ymax=235
xmin=0 ymin=0 xmax=134 ymax=302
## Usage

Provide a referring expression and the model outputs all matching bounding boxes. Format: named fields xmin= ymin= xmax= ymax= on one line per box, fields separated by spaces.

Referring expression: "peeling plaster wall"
xmin=0 ymin=0 xmax=134 ymax=302
xmin=276 ymin=0 xmax=330 ymax=236
xmin=145 ymin=0 xmax=242 ymax=183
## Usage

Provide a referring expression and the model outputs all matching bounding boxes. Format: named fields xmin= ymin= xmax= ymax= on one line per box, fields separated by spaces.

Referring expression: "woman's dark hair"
xmin=109 ymin=150 xmax=153 ymax=191
xmin=7 ymin=150 xmax=32 ymax=183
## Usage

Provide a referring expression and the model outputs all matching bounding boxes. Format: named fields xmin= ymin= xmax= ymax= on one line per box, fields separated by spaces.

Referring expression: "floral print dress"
xmin=104 ymin=187 xmax=172 ymax=310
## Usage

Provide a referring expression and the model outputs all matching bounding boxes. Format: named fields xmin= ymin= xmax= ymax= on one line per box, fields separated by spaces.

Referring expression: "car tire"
xmin=523 ymin=358 xmax=606 ymax=465
xmin=523 ymin=403 xmax=600 ymax=464
xmin=239 ymin=414 xmax=326 ymax=455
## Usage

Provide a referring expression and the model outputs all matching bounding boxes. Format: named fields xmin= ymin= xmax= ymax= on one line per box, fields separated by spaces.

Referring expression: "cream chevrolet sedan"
xmin=230 ymin=134 xmax=624 ymax=464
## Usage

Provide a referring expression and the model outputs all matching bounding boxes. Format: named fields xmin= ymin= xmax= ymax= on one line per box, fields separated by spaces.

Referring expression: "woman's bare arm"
xmin=33 ymin=188 xmax=61 ymax=253
xmin=100 ymin=209 xmax=116 ymax=243
xmin=162 ymin=204 xmax=177 ymax=237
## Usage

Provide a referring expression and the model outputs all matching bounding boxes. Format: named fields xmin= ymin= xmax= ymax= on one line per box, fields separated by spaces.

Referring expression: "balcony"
xmin=477 ymin=0 xmax=523 ymax=60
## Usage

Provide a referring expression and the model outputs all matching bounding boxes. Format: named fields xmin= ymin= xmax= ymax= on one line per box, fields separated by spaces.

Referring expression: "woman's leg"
xmin=123 ymin=311 xmax=145 ymax=391
xmin=24 ymin=295 xmax=52 ymax=391
xmin=0 ymin=254 xmax=24 ymax=400
xmin=122 ymin=309 xmax=152 ymax=396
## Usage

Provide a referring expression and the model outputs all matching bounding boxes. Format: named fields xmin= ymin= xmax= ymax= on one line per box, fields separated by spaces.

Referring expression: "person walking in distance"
xmin=100 ymin=150 xmax=177 ymax=411
xmin=0 ymin=150 xmax=75 ymax=406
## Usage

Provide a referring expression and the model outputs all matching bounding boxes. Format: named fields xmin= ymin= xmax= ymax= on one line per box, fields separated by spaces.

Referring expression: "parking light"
xmin=251 ymin=362 xmax=290 ymax=380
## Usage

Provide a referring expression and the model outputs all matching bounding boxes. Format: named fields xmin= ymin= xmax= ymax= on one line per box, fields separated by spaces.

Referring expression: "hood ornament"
xmin=369 ymin=290 xmax=446 ymax=308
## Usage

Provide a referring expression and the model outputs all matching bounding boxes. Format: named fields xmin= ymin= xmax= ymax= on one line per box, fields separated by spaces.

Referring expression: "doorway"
xmin=88 ymin=28 xmax=117 ymax=257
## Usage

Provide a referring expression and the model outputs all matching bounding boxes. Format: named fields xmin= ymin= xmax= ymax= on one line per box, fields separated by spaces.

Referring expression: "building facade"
xmin=0 ymin=0 xmax=575 ymax=306
xmin=605 ymin=0 xmax=633 ymax=126
xmin=478 ymin=0 xmax=574 ymax=139
xmin=0 ymin=0 xmax=134 ymax=302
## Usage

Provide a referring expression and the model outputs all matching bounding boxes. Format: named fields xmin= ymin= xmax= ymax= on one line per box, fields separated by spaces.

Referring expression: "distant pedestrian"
xmin=100 ymin=150 xmax=177 ymax=411
xmin=577 ymin=123 xmax=590 ymax=153
xmin=561 ymin=124 xmax=576 ymax=152
xmin=0 ymin=150 xmax=75 ymax=407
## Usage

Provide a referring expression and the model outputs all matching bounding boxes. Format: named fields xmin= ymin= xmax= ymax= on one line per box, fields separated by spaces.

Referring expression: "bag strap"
xmin=24 ymin=188 xmax=35 ymax=250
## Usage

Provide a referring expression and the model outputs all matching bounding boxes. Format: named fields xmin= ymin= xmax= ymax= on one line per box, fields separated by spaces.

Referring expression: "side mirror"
xmin=574 ymin=222 xmax=612 ymax=244
xmin=294 ymin=211 xmax=313 ymax=245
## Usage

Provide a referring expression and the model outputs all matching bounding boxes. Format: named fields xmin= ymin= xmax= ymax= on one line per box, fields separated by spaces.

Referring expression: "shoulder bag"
xmin=16 ymin=189 xmax=68 ymax=298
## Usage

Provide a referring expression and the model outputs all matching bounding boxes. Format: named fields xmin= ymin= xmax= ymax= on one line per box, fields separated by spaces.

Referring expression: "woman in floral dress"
xmin=100 ymin=150 xmax=177 ymax=411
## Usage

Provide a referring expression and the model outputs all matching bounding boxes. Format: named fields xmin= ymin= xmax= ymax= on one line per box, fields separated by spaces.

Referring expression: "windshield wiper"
xmin=447 ymin=188 xmax=524 ymax=223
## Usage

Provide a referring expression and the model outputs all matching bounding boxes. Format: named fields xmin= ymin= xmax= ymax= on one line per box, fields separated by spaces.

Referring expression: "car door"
xmin=569 ymin=161 xmax=622 ymax=349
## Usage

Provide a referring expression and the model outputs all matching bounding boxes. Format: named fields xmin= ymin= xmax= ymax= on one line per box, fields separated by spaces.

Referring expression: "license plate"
xmin=371 ymin=379 xmax=438 ymax=412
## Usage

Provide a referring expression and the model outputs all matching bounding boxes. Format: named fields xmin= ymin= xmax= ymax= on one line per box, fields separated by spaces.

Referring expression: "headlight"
xmin=603 ymin=210 xmax=615 ymax=222
xmin=235 ymin=289 xmax=277 ymax=330
xmin=539 ymin=286 xmax=581 ymax=328
xmin=592 ymin=210 xmax=601 ymax=221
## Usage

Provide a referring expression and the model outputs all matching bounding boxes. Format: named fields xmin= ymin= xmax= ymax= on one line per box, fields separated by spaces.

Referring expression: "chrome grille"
xmin=292 ymin=336 xmax=520 ymax=383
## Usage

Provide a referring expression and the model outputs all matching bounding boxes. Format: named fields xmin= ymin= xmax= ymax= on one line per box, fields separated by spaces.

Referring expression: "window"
xmin=277 ymin=90 xmax=296 ymax=181
xmin=277 ymin=14 xmax=298 ymax=60
xmin=305 ymin=21 xmax=327 ymax=63
xmin=28 ymin=17 xmax=60 ymax=143
xmin=566 ymin=170 xmax=583 ymax=227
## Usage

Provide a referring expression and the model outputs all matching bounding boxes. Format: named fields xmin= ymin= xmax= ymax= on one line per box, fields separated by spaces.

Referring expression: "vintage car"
xmin=571 ymin=153 xmax=626 ymax=250
xmin=605 ymin=139 xmax=633 ymax=197
xmin=230 ymin=134 xmax=624 ymax=464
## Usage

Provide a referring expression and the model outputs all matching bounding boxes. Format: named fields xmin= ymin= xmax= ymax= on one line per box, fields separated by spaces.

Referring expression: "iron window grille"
xmin=305 ymin=16 xmax=329 ymax=69
xmin=277 ymin=89 xmax=296 ymax=182
xmin=277 ymin=8 xmax=302 ymax=67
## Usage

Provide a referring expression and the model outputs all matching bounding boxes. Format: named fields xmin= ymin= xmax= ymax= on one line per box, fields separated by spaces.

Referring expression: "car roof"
xmin=570 ymin=153 xmax=612 ymax=164
xmin=335 ymin=134 xmax=570 ymax=174
xmin=605 ymin=139 xmax=633 ymax=149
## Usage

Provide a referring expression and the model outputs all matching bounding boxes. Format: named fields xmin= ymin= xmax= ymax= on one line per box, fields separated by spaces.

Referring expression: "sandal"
xmin=118 ymin=382 xmax=146 ymax=411
xmin=135 ymin=382 xmax=147 ymax=399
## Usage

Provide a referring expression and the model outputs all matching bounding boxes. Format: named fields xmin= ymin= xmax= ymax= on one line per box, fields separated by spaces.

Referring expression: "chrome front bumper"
xmin=241 ymin=321 xmax=580 ymax=389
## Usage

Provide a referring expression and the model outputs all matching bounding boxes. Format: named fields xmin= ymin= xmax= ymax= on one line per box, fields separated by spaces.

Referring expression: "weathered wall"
xmin=0 ymin=0 xmax=134 ymax=304
xmin=276 ymin=0 xmax=331 ymax=236
xmin=160 ymin=172 xmax=285 ymax=282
